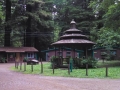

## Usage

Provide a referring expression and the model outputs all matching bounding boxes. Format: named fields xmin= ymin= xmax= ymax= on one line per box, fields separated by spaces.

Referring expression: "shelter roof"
xmin=51 ymin=20 xmax=95 ymax=47
xmin=51 ymin=39 xmax=95 ymax=46
xmin=64 ymin=29 xmax=82 ymax=33
xmin=0 ymin=47 xmax=38 ymax=52
xmin=60 ymin=34 xmax=87 ymax=39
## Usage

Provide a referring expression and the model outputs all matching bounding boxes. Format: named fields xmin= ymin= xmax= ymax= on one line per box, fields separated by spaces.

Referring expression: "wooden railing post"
xmin=86 ymin=64 xmax=88 ymax=76
xmin=31 ymin=63 xmax=33 ymax=72
xmin=20 ymin=61 xmax=22 ymax=70
xmin=53 ymin=62 xmax=54 ymax=74
xmin=106 ymin=66 xmax=108 ymax=77
xmin=24 ymin=62 xmax=26 ymax=71
xmin=40 ymin=58 xmax=43 ymax=73
xmin=15 ymin=61 xmax=17 ymax=68
xmin=68 ymin=63 xmax=70 ymax=75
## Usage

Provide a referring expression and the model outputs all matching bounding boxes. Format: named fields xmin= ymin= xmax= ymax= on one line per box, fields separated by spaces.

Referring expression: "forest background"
xmin=0 ymin=0 xmax=120 ymax=58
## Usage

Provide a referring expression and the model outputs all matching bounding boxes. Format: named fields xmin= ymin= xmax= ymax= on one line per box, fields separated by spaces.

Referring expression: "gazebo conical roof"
xmin=51 ymin=20 xmax=95 ymax=47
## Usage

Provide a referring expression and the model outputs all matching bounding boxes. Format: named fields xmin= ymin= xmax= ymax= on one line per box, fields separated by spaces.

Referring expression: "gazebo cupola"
xmin=70 ymin=19 xmax=76 ymax=29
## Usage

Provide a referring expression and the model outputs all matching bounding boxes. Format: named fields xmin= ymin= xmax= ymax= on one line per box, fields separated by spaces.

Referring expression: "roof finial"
xmin=70 ymin=19 xmax=76 ymax=24
xmin=70 ymin=19 xmax=76 ymax=29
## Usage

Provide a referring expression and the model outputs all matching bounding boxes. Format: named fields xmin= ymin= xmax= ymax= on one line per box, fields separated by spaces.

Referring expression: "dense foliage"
xmin=73 ymin=57 xmax=98 ymax=68
xmin=0 ymin=2 xmax=4 ymax=46
xmin=90 ymin=0 xmax=120 ymax=48
xmin=53 ymin=0 xmax=95 ymax=36
xmin=0 ymin=0 xmax=54 ymax=58
xmin=0 ymin=0 xmax=120 ymax=58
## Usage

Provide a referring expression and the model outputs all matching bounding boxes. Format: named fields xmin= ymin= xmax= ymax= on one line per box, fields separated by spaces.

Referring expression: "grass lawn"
xmin=12 ymin=60 xmax=120 ymax=79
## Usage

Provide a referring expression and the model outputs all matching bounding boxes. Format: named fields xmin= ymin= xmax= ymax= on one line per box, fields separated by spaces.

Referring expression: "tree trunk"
xmin=4 ymin=0 xmax=11 ymax=46
xmin=34 ymin=37 xmax=41 ymax=58
xmin=25 ymin=4 xmax=32 ymax=47
xmin=25 ymin=17 xmax=32 ymax=47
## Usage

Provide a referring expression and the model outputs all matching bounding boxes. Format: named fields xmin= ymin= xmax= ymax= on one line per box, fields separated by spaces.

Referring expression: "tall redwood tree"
xmin=4 ymin=0 xmax=11 ymax=46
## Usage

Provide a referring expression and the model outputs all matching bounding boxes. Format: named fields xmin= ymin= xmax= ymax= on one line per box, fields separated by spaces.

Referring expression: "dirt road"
xmin=0 ymin=63 xmax=120 ymax=90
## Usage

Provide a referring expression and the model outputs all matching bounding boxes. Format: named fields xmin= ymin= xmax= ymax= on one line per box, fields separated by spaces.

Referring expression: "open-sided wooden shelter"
xmin=0 ymin=47 xmax=38 ymax=63
xmin=51 ymin=20 xmax=95 ymax=67
xmin=51 ymin=19 xmax=95 ymax=58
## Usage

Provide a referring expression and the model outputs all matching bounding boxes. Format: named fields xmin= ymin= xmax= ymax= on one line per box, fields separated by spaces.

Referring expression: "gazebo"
xmin=51 ymin=20 xmax=95 ymax=67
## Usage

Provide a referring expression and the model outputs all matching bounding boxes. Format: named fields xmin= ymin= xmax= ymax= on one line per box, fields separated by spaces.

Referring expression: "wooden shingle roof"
xmin=51 ymin=20 xmax=95 ymax=47
xmin=51 ymin=39 xmax=95 ymax=46
xmin=0 ymin=47 xmax=38 ymax=52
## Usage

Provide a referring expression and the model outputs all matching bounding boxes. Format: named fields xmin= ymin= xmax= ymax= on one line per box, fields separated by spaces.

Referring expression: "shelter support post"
xmin=74 ymin=48 xmax=75 ymax=58
xmin=55 ymin=47 xmax=56 ymax=58
xmin=85 ymin=48 xmax=88 ymax=58
xmin=7 ymin=53 xmax=8 ymax=63
xmin=24 ymin=62 xmax=26 ymax=71
xmin=92 ymin=49 xmax=94 ymax=58
xmin=68 ymin=62 xmax=70 ymax=75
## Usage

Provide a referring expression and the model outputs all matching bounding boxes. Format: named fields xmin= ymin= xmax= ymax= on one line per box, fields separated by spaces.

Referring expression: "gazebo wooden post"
xmin=71 ymin=48 xmax=73 ymax=58
xmin=55 ymin=47 xmax=56 ymax=58
xmin=92 ymin=47 xmax=94 ymax=58
xmin=53 ymin=47 xmax=56 ymax=74
xmin=85 ymin=47 xmax=88 ymax=58
xmin=74 ymin=48 xmax=75 ymax=58
xmin=85 ymin=47 xmax=88 ymax=75
xmin=59 ymin=46 xmax=61 ymax=65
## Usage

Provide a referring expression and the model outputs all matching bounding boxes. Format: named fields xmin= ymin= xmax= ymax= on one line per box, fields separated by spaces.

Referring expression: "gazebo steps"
xmin=60 ymin=68 xmax=68 ymax=70
xmin=59 ymin=65 xmax=68 ymax=68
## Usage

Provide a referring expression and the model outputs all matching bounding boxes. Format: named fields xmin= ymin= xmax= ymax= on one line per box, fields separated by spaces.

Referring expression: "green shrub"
xmin=101 ymin=52 xmax=107 ymax=56
xmin=50 ymin=56 xmax=59 ymax=69
xmin=105 ymin=54 xmax=111 ymax=60
xmin=65 ymin=57 xmax=70 ymax=64
xmin=73 ymin=57 xmax=98 ymax=68
xmin=1 ymin=57 xmax=6 ymax=63
xmin=73 ymin=58 xmax=81 ymax=68
xmin=23 ymin=57 xmax=28 ymax=62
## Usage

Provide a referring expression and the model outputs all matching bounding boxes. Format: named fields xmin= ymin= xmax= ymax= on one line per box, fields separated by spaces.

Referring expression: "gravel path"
xmin=0 ymin=63 xmax=120 ymax=90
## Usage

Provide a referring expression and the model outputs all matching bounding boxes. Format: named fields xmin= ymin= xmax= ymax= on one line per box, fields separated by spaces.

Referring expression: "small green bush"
xmin=23 ymin=57 xmax=28 ymax=62
xmin=73 ymin=57 xmax=98 ymax=68
xmin=1 ymin=57 xmax=6 ymax=63
xmin=50 ymin=56 xmax=59 ymax=69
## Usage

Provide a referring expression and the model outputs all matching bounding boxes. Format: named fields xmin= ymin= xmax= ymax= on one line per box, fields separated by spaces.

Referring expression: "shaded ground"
xmin=0 ymin=63 xmax=120 ymax=90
